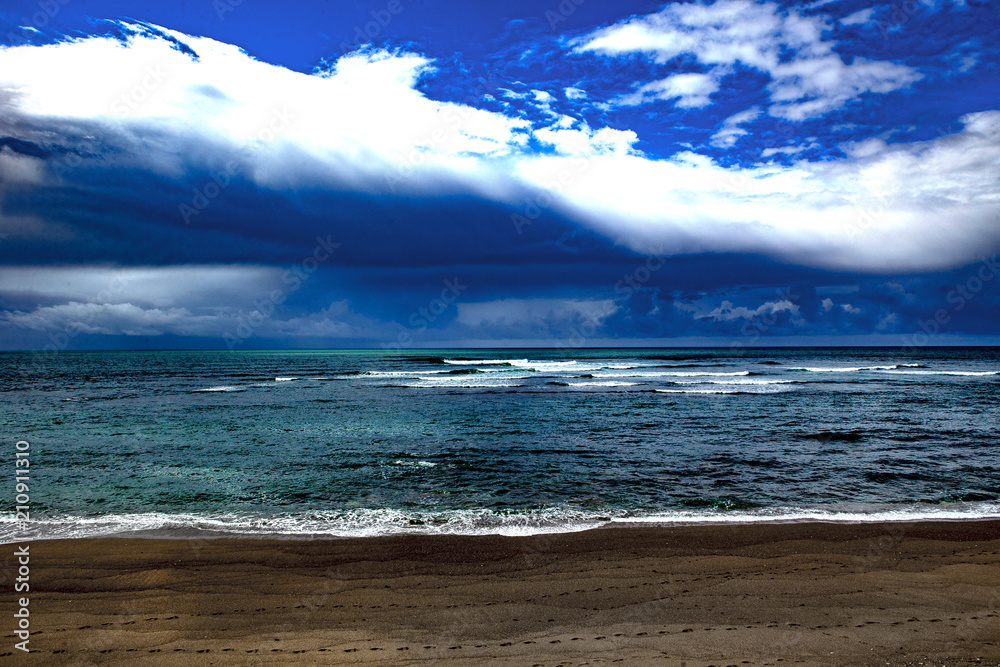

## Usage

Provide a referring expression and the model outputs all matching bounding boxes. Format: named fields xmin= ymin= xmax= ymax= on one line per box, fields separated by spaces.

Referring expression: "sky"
xmin=0 ymin=0 xmax=998 ymax=350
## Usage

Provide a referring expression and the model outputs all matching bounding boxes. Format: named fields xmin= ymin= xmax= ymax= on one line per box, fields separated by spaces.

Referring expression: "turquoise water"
xmin=2 ymin=347 xmax=999 ymax=540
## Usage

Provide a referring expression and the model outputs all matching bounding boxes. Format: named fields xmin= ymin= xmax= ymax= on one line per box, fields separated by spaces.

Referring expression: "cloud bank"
xmin=0 ymin=6 xmax=997 ymax=347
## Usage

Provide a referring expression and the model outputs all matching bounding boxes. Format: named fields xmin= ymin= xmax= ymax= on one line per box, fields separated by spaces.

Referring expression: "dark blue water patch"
xmin=799 ymin=431 xmax=866 ymax=442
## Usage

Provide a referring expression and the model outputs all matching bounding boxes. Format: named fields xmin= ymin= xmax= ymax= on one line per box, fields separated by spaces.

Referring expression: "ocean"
xmin=2 ymin=347 xmax=998 ymax=542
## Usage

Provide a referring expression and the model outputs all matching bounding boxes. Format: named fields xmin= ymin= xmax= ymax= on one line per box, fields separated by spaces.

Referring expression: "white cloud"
xmin=1 ymin=301 xmax=226 ymax=337
xmin=532 ymin=89 xmax=555 ymax=104
xmin=530 ymin=88 xmax=559 ymax=118
xmin=497 ymin=87 xmax=530 ymax=100
xmin=0 ymin=22 xmax=997 ymax=278
xmin=0 ymin=265 xmax=283 ymax=308
xmin=0 ymin=266 xmax=383 ymax=339
xmin=0 ymin=151 xmax=48 ymax=188
xmin=693 ymin=299 xmax=799 ymax=322
xmin=768 ymin=55 xmax=919 ymax=120
xmin=761 ymin=142 xmax=818 ymax=157
xmin=839 ymin=8 xmax=874 ymax=26
xmin=534 ymin=122 xmax=638 ymax=156
xmin=516 ymin=111 xmax=1000 ymax=272
xmin=564 ymin=86 xmax=587 ymax=100
xmin=575 ymin=0 xmax=921 ymax=119
xmin=710 ymin=106 xmax=761 ymax=148
xmin=456 ymin=298 xmax=618 ymax=328
xmin=617 ymin=72 xmax=719 ymax=108
xmin=0 ymin=24 xmax=533 ymax=195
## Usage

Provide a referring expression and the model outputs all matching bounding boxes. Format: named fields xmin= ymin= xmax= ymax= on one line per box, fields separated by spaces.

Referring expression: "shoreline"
xmin=7 ymin=506 xmax=1000 ymax=544
xmin=7 ymin=520 xmax=1000 ymax=665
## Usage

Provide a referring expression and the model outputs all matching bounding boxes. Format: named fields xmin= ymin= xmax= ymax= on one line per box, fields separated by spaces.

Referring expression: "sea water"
xmin=1 ymin=347 xmax=998 ymax=541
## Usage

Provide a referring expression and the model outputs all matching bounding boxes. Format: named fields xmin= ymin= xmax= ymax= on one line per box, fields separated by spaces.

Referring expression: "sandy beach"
xmin=5 ymin=520 xmax=999 ymax=665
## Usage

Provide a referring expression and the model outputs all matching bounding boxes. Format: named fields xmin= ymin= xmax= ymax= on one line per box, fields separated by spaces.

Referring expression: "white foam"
xmin=566 ymin=381 xmax=638 ymax=387
xmin=590 ymin=370 xmax=689 ymax=378
xmin=794 ymin=366 xmax=868 ymax=373
xmin=509 ymin=360 xmax=592 ymax=372
xmin=792 ymin=365 xmax=996 ymax=376
xmin=611 ymin=503 xmax=1000 ymax=526
xmin=675 ymin=379 xmax=795 ymax=385
xmin=3 ymin=502 xmax=997 ymax=542
xmin=274 ymin=377 xmax=298 ymax=381
xmin=197 ymin=385 xmax=243 ymax=392
xmin=0 ymin=508 xmax=607 ymax=541
xmin=655 ymin=389 xmax=741 ymax=394
xmin=443 ymin=359 xmax=528 ymax=365
xmin=794 ymin=365 xmax=913 ymax=372
xmin=886 ymin=370 xmax=998 ymax=377
xmin=414 ymin=374 xmax=530 ymax=384
xmin=592 ymin=370 xmax=751 ymax=379
xmin=667 ymin=371 xmax=751 ymax=377
xmin=655 ymin=384 xmax=793 ymax=394
xmin=364 ymin=371 xmax=422 ymax=377
xmin=410 ymin=383 xmax=523 ymax=388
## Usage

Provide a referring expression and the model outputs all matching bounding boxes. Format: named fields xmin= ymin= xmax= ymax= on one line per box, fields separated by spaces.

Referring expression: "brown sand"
xmin=4 ymin=520 xmax=999 ymax=666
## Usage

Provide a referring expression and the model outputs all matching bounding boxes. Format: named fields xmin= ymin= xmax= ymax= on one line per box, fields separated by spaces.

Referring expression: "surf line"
xmin=13 ymin=439 xmax=30 ymax=653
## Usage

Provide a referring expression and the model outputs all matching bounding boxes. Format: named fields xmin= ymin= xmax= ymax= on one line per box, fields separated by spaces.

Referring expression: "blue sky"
xmin=0 ymin=0 xmax=998 ymax=349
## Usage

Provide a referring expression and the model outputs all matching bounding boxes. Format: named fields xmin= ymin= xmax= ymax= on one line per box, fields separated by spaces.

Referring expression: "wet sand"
xmin=5 ymin=520 xmax=1000 ymax=665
